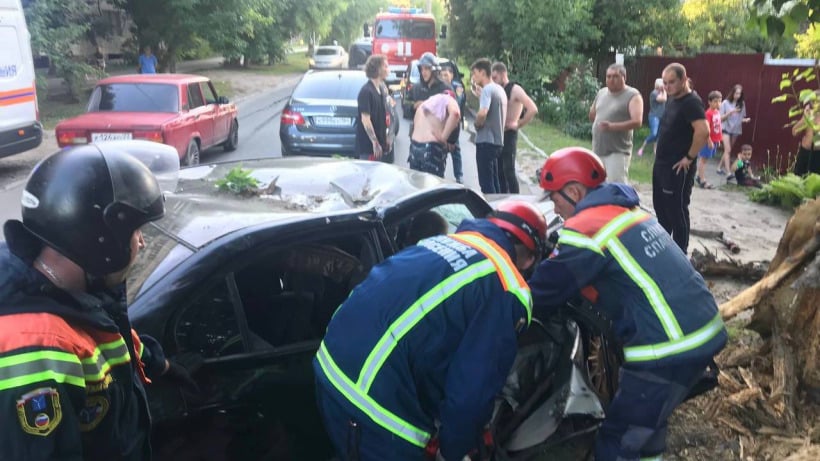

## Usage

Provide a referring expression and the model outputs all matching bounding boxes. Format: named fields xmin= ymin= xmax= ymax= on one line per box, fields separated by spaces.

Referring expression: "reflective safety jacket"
xmin=0 ymin=238 xmax=166 ymax=460
xmin=314 ymin=219 xmax=531 ymax=460
xmin=528 ymin=184 xmax=727 ymax=368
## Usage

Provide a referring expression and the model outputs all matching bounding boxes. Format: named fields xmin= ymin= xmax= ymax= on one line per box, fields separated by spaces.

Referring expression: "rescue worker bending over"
xmin=314 ymin=201 xmax=548 ymax=460
xmin=0 ymin=144 xmax=193 ymax=460
xmin=528 ymin=147 xmax=727 ymax=461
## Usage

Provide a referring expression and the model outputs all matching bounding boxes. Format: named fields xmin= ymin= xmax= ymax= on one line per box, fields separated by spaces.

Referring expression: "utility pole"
xmin=427 ymin=0 xmax=432 ymax=13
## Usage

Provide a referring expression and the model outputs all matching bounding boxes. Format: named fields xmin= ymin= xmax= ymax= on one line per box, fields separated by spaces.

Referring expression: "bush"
xmin=535 ymin=67 xmax=598 ymax=141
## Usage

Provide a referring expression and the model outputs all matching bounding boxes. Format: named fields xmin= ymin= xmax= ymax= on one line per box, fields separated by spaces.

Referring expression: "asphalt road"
xmin=0 ymin=78 xmax=494 ymax=227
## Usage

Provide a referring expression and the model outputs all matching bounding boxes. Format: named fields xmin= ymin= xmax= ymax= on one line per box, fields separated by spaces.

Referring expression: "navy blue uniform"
xmin=528 ymin=183 xmax=727 ymax=460
xmin=314 ymin=220 xmax=531 ymax=460
xmin=0 ymin=224 xmax=166 ymax=460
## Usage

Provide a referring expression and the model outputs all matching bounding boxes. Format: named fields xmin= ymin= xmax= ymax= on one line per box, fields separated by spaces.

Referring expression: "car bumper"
xmin=280 ymin=128 xmax=357 ymax=157
xmin=0 ymin=121 xmax=43 ymax=158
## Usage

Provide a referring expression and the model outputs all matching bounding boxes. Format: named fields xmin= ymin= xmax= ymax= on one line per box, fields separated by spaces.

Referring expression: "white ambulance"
xmin=0 ymin=0 xmax=42 ymax=158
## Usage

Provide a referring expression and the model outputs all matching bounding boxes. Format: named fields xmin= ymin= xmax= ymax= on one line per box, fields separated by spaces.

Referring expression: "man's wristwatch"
xmin=687 ymin=154 xmax=697 ymax=161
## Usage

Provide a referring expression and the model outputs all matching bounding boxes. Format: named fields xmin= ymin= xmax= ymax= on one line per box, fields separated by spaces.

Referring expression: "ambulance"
xmin=0 ymin=0 xmax=42 ymax=158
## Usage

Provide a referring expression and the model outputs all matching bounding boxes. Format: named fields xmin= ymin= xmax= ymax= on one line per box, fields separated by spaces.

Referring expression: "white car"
xmin=309 ymin=45 xmax=348 ymax=70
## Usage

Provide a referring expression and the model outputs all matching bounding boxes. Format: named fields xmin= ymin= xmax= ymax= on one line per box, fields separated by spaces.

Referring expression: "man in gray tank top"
xmin=470 ymin=58 xmax=507 ymax=193
xmin=589 ymin=63 xmax=643 ymax=183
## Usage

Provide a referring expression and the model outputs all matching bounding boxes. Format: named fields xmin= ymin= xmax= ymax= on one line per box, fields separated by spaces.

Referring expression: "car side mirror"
xmin=363 ymin=22 xmax=370 ymax=38
xmin=440 ymin=25 xmax=447 ymax=39
xmin=217 ymin=96 xmax=229 ymax=104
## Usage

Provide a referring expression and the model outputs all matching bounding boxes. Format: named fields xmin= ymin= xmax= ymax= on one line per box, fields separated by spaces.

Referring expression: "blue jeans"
xmin=449 ymin=143 xmax=463 ymax=181
xmin=645 ymin=116 xmax=660 ymax=143
xmin=476 ymin=143 xmax=501 ymax=193
xmin=594 ymin=361 xmax=708 ymax=461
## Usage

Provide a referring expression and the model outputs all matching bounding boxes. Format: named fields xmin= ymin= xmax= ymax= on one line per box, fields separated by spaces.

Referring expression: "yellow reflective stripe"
xmin=357 ymin=260 xmax=496 ymax=393
xmin=593 ymin=209 xmax=649 ymax=248
xmin=607 ymin=238 xmax=684 ymax=340
xmin=317 ymin=342 xmax=430 ymax=447
xmin=80 ymin=338 xmax=130 ymax=382
xmin=624 ymin=314 xmax=725 ymax=362
xmin=0 ymin=350 xmax=85 ymax=390
xmin=451 ymin=233 xmax=532 ymax=322
xmin=557 ymin=230 xmax=604 ymax=256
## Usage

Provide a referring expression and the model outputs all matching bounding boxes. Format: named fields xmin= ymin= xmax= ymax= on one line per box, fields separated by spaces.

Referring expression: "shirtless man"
xmin=491 ymin=62 xmax=538 ymax=193
xmin=409 ymin=92 xmax=461 ymax=177
xmin=792 ymin=99 xmax=820 ymax=176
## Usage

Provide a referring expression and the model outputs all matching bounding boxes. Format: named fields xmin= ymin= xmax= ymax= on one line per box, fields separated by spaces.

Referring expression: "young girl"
xmin=718 ymin=84 xmax=751 ymax=175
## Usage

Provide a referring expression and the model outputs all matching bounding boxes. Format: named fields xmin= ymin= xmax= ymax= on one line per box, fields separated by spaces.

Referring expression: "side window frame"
xmin=187 ymin=83 xmax=205 ymax=109
xmin=200 ymin=81 xmax=218 ymax=105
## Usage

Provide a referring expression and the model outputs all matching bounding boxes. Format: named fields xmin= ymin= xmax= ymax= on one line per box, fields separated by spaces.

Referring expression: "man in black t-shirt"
xmin=356 ymin=54 xmax=390 ymax=160
xmin=653 ymin=63 xmax=709 ymax=253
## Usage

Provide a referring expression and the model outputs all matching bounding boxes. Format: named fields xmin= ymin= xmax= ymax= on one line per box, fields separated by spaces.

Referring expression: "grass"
xmin=40 ymin=96 xmax=90 ymax=131
xmin=243 ymin=53 xmax=310 ymax=75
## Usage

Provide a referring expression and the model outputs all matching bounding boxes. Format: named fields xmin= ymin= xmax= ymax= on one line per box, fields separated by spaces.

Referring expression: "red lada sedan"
xmin=55 ymin=74 xmax=238 ymax=165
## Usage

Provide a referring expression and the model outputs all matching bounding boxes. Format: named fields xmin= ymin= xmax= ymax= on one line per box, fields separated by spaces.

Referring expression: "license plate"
xmin=91 ymin=132 xmax=132 ymax=142
xmin=314 ymin=117 xmax=352 ymax=127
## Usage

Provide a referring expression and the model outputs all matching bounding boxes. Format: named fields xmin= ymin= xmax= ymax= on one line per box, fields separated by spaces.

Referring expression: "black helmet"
xmin=418 ymin=52 xmax=439 ymax=71
xmin=21 ymin=144 xmax=165 ymax=276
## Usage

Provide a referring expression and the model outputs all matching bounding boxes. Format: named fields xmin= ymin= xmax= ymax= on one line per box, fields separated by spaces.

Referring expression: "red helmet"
xmin=488 ymin=201 xmax=548 ymax=255
xmin=539 ymin=147 xmax=606 ymax=192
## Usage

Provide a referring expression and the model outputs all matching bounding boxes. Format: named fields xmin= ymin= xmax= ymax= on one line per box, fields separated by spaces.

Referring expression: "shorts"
xmin=409 ymin=140 xmax=447 ymax=177
xmin=698 ymin=144 xmax=717 ymax=158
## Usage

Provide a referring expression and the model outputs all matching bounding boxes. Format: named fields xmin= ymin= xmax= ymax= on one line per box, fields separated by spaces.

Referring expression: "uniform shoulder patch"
xmin=78 ymin=395 xmax=110 ymax=432
xmin=16 ymin=387 xmax=62 ymax=436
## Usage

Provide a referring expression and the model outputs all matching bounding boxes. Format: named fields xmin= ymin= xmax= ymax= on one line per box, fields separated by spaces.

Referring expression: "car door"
xmin=149 ymin=219 xmax=385 ymax=461
xmin=200 ymin=81 xmax=230 ymax=143
xmin=186 ymin=82 xmax=214 ymax=148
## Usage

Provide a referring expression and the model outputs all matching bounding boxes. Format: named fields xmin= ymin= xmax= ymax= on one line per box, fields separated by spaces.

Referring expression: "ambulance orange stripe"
xmin=0 ymin=94 xmax=36 ymax=107
xmin=0 ymin=86 xmax=36 ymax=99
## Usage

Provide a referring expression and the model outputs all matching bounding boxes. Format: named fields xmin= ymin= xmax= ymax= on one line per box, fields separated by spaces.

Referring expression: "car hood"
xmin=161 ymin=157 xmax=454 ymax=249
xmin=56 ymin=112 xmax=178 ymax=130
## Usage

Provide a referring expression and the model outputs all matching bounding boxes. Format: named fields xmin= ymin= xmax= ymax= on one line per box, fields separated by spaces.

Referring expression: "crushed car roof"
xmin=158 ymin=157 xmax=461 ymax=249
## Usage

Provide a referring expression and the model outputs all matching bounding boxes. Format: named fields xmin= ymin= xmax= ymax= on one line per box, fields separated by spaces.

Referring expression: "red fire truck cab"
xmin=365 ymin=7 xmax=445 ymax=88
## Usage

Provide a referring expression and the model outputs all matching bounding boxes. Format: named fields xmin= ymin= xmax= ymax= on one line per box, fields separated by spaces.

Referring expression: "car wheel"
xmin=184 ymin=139 xmax=200 ymax=166
xmin=223 ymin=120 xmax=239 ymax=152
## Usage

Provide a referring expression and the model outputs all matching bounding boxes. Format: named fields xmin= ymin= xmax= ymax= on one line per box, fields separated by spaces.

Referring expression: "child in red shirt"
xmin=696 ymin=91 xmax=723 ymax=188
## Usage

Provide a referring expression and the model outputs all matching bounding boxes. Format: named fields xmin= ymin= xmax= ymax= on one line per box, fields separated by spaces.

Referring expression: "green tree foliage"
xmin=795 ymin=23 xmax=820 ymax=57
xmin=446 ymin=0 xmax=598 ymax=90
xmin=329 ymin=0 xmax=384 ymax=48
xmin=586 ymin=0 xmax=682 ymax=55
xmin=750 ymin=0 xmax=820 ymax=38
xmin=680 ymin=0 xmax=790 ymax=54
xmin=23 ymin=0 xmax=96 ymax=102
xmin=114 ymin=0 xmax=202 ymax=72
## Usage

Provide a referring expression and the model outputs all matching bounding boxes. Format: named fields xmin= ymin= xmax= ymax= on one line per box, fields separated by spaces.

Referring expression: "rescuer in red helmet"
xmin=529 ymin=146 xmax=727 ymax=461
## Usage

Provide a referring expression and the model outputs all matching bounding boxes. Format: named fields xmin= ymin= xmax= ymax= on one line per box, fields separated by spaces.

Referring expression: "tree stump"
xmin=719 ymin=198 xmax=820 ymax=426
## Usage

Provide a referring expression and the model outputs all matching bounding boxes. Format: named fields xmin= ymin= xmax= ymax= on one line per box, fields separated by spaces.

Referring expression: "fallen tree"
xmin=715 ymin=198 xmax=820 ymax=437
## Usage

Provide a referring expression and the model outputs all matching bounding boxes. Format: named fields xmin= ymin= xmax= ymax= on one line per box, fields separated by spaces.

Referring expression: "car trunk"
xmin=55 ymin=112 xmax=177 ymax=145
xmin=290 ymin=99 xmax=358 ymax=133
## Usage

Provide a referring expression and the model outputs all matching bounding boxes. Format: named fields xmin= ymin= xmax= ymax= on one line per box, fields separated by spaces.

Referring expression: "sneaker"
xmin=716 ymin=168 xmax=726 ymax=175
xmin=455 ymin=176 xmax=464 ymax=184
xmin=637 ymin=147 xmax=644 ymax=157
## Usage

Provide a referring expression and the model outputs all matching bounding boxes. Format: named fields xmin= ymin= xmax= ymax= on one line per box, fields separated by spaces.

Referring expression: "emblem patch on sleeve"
xmin=78 ymin=395 xmax=110 ymax=432
xmin=16 ymin=387 xmax=62 ymax=436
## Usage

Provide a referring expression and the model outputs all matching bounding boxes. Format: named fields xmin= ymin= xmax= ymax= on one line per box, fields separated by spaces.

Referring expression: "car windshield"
xmin=375 ymin=19 xmax=435 ymax=39
xmin=88 ymin=83 xmax=179 ymax=112
xmin=315 ymin=48 xmax=339 ymax=56
xmin=293 ymin=74 xmax=366 ymax=100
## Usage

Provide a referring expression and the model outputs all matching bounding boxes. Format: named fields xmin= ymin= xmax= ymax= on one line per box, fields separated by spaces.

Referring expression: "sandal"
xmin=696 ymin=177 xmax=715 ymax=189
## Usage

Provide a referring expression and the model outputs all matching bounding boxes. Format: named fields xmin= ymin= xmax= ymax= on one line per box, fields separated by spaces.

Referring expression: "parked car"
xmin=309 ymin=45 xmax=348 ymax=70
xmin=279 ymin=70 xmax=399 ymax=162
xmin=54 ymin=74 xmax=238 ymax=166
xmin=400 ymin=57 xmax=464 ymax=119
xmin=126 ymin=157 xmax=499 ymax=460
xmin=347 ymin=37 xmax=372 ymax=69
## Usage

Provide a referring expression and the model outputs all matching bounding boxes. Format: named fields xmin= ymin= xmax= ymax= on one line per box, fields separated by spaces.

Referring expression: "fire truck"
xmin=364 ymin=7 xmax=445 ymax=87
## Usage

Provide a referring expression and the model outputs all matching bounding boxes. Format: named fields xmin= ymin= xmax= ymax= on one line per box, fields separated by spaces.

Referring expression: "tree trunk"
xmin=719 ymin=198 xmax=820 ymax=422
